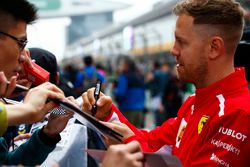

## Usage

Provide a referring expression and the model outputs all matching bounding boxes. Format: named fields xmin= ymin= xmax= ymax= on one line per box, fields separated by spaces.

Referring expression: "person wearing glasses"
xmin=0 ymin=0 xmax=75 ymax=166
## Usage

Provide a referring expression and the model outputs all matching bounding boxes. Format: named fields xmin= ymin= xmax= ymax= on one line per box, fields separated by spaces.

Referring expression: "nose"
xmin=18 ymin=50 xmax=26 ymax=64
xmin=171 ymin=42 xmax=179 ymax=57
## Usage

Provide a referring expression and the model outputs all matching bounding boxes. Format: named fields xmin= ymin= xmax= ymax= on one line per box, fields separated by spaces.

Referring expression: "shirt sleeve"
xmin=3 ymin=129 xmax=60 ymax=166
xmin=110 ymin=104 xmax=180 ymax=152
xmin=0 ymin=103 xmax=7 ymax=136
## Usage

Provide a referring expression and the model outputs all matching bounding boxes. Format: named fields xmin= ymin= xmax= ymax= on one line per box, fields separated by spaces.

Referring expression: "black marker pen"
xmin=91 ymin=80 xmax=102 ymax=116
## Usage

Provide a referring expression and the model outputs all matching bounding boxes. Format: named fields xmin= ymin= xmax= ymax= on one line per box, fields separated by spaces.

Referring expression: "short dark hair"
xmin=0 ymin=0 xmax=37 ymax=32
xmin=173 ymin=0 xmax=244 ymax=27
xmin=173 ymin=0 xmax=245 ymax=54
xmin=29 ymin=48 xmax=58 ymax=85
xmin=83 ymin=55 xmax=93 ymax=66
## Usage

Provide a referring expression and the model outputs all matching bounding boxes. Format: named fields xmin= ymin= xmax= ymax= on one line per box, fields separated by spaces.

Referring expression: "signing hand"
xmin=82 ymin=88 xmax=112 ymax=120
xmin=101 ymin=121 xmax=135 ymax=145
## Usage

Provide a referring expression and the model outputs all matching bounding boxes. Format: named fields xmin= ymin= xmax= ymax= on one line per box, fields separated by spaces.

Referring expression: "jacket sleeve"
xmin=2 ymin=129 xmax=60 ymax=166
xmin=109 ymin=104 xmax=180 ymax=152
xmin=190 ymin=109 xmax=250 ymax=167
xmin=0 ymin=103 xmax=8 ymax=136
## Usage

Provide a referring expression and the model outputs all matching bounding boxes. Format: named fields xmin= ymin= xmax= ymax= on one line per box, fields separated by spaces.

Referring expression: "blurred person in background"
xmin=96 ymin=63 xmax=107 ymax=78
xmin=161 ymin=67 xmax=185 ymax=120
xmin=146 ymin=61 xmax=170 ymax=126
xmin=30 ymin=48 xmax=77 ymax=98
xmin=60 ymin=64 xmax=78 ymax=98
xmin=30 ymin=48 xmax=59 ymax=85
xmin=113 ymin=56 xmax=145 ymax=128
xmin=74 ymin=55 xmax=107 ymax=96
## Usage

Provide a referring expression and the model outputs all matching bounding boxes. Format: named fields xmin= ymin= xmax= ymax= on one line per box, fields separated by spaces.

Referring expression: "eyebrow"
xmin=175 ymin=33 xmax=186 ymax=42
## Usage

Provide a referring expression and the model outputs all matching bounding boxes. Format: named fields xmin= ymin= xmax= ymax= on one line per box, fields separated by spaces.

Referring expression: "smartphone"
xmin=23 ymin=61 xmax=50 ymax=86
xmin=6 ymin=81 xmax=29 ymax=94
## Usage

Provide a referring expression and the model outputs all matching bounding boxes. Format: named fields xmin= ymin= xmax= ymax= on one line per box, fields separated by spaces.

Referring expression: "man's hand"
xmin=82 ymin=88 xmax=112 ymax=120
xmin=102 ymin=141 xmax=144 ymax=167
xmin=22 ymin=82 xmax=65 ymax=122
xmin=43 ymin=111 xmax=73 ymax=138
xmin=0 ymin=71 xmax=17 ymax=97
xmin=101 ymin=121 xmax=135 ymax=145
xmin=43 ymin=96 xmax=75 ymax=137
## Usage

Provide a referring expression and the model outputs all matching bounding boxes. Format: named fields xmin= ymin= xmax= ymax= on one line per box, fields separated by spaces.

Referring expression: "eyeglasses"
xmin=0 ymin=31 xmax=27 ymax=51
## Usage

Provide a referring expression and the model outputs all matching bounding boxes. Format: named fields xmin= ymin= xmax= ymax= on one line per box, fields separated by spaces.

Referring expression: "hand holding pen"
xmin=91 ymin=80 xmax=102 ymax=116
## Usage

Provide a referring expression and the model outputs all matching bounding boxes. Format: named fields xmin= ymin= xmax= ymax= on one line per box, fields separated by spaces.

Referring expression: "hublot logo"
xmin=218 ymin=127 xmax=247 ymax=142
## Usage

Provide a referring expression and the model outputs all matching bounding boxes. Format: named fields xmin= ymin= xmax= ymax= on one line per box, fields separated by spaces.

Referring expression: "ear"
xmin=208 ymin=36 xmax=224 ymax=60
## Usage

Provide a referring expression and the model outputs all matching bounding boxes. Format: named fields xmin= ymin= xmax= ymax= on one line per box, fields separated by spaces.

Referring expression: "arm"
xmin=0 ymin=103 xmax=7 ymax=136
xmin=1 ymin=97 xmax=74 ymax=166
xmin=82 ymin=88 xmax=179 ymax=152
xmin=102 ymin=107 xmax=179 ymax=152
xmin=6 ymin=82 xmax=65 ymax=126
xmin=1 ymin=129 xmax=59 ymax=166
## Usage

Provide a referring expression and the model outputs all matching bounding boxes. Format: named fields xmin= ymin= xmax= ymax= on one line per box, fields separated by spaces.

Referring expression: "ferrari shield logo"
xmin=198 ymin=116 xmax=209 ymax=134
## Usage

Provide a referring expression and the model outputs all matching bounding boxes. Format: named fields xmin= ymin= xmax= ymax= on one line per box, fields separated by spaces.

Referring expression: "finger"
xmin=0 ymin=72 xmax=8 ymax=96
xmin=32 ymin=83 xmax=64 ymax=100
xmin=5 ymin=76 xmax=17 ymax=96
xmin=132 ymin=151 xmax=144 ymax=161
xmin=86 ymin=88 xmax=96 ymax=105
xmin=100 ymin=121 xmax=116 ymax=129
xmin=126 ymin=141 xmax=142 ymax=153
xmin=111 ymin=121 xmax=126 ymax=126
xmin=82 ymin=92 xmax=92 ymax=112
xmin=96 ymin=95 xmax=112 ymax=107
xmin=109 ymin=121 xmax=129 ymax=132
xmin=42 ymin=82 xmax=65 ymax=95
xmin=14 ymin=133 xmax=32 ymax=141
xmin=65 ymin=96 xmax=80 ymax=108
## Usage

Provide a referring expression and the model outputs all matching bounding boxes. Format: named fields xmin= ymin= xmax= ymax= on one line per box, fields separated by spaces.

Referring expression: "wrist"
xmin=43 ymin=125 xmax=58 ymax=138
xmin=39 ymin=126 xmax=60 ymax=147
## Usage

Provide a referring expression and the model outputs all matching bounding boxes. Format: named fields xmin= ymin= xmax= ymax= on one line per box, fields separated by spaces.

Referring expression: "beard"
xmin=177 ymin=58 xmax=208 ymax=87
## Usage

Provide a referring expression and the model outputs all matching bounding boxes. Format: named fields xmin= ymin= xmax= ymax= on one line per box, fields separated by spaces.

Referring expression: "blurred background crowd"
xmin=24 ymin=0 xmax=250 ymax=130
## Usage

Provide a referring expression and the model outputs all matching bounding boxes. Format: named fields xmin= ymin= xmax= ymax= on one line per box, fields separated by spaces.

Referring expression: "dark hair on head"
xmin=173 ymin=0 xmax=244 ymax=27
xmin=83 ymin=55 xmax=93 ymax=66
xmin=121 ymin=56 xmax=137 ymax=72
xmin=153 ymin=61 xmax=161 ymax=69
xmin=0 ymin=0 xmax=37 ymax=31
xmin=29 ymin=48 xmax=58 ymax=85
xmin=173 ymin=0 xmax=245 ymax=54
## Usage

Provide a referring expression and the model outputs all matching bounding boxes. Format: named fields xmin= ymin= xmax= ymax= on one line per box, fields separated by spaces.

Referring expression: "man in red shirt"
xmin=82 ymin=0 xmax=249 ymax=166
